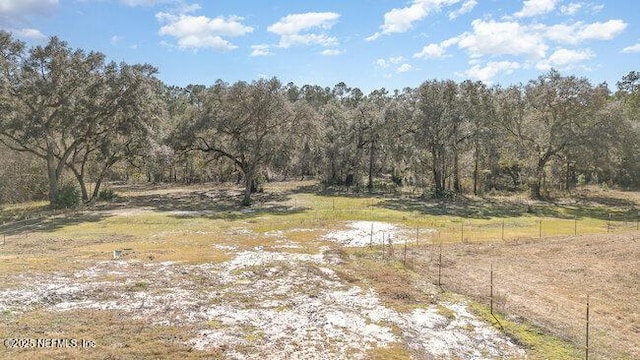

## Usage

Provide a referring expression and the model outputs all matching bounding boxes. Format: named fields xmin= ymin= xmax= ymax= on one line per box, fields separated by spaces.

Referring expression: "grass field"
xmin=0 ymin=181 xmax=637 ymax=359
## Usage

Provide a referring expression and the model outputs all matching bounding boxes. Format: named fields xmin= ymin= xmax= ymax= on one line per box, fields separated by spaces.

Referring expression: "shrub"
xmin=422 ymin=187 xmax=458 ymax=200
xmin=98 ymin=188 xmax=117 ymax=201
xmin=52 ymin=183 xmax=81 ymax=209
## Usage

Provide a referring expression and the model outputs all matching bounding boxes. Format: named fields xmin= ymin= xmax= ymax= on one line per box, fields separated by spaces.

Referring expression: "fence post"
xmin=586 ymin=295 xmax=590 ymax=360
xmin=438 ymin=243 xmax=442 ymax=288
xmin=539 ymin=219 xmax=542 ymax=239
xmin=403 ymin=239 xmax=407 ymax=266
xmin=490 ymin=263 xmax=494 ymax=315
xmin=501 ymin=221 xmax=505 ymax=241
xmin=575 ymin=216 xmax=578 ymax=235
xmin=607 ymin=213 xmax=611 ymax=233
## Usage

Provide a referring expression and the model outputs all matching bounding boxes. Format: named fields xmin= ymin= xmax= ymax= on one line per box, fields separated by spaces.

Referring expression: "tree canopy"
xmin=1 ymin=31 xmax=638 ymax=206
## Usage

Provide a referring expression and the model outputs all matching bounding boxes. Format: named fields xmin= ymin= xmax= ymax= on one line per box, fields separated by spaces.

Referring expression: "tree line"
xmin=1 ymin=33 xmax=638 ymax=207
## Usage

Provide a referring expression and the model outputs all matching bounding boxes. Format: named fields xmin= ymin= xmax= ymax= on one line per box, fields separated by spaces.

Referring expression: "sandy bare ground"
xmin=0 ymin=219 xmax=525 ymax=359
xmin=4 ymin=181 xmax=636 ymax=359
xmin=412 ymin=232 xmax=639 ymax=359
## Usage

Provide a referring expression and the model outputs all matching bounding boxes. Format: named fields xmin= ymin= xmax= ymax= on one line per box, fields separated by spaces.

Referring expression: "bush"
xmin=0 ymin=146 xmax=48 ymax=204
xmin=422 ymin=187 xmax=458 ymax=200
xmin=98 ymin=188 xmax=117 ymax=201
xmin=52 ymin=184 xmax=81 ymax=209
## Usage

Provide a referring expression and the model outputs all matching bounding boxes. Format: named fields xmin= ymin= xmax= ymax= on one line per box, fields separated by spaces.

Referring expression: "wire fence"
xmin=413 ymin=240 xmax=639 ymax=360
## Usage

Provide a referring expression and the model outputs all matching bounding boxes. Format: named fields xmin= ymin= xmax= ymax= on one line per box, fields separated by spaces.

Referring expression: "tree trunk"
xmin=72 ymin=168 xmax=89 ymax=202
xmin=46 ymin=143 xmax=59 ymax=203
xmin=531 ymin=158 xmax=547 ymax=199
xmin=242 ymin=167 xmax=254 ymax=206
xmin=367 ymin=139 xmax=375 ymax=193
xmin=565 ymin=156 xmax=571 ymax=191
xmin=473 ymin=139 xmax=479 ymax=195
xmin=453 ymin=145 xmax=461 ymax=193
xmin=432 ymin=147 xmax=444 ymax=194
xmin=91 ymin=177 xmax=103 ymax=201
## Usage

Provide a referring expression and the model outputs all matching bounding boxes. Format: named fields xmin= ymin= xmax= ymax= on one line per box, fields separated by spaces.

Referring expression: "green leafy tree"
xmin=0 ymin=33 xmax=105 ymax=203
xmin=181 ymin=78 xmax=299 ymax=205
xmin=499 ymin=70 xmax=609 ymax=198
xmin=0 ymin=32 xmax=163 ymax=204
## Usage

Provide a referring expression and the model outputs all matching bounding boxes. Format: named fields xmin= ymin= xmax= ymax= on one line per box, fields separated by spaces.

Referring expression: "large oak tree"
xmin=0 ymin=32 xmax=163 ymax=205
xmin=182 ymin=78 xmax=300 ymax=205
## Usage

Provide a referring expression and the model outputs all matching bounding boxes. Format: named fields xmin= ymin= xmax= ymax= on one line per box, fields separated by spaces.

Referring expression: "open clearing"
xmin=0 ymin=181 xmax=638 ymax=359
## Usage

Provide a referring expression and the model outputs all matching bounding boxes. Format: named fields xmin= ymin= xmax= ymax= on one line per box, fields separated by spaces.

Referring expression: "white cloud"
xmin=397 ymin=63 xmax=414 ymax=73
xmin=321 ymin=49 xmax=342 ymax=56
xmin=543 ymin=23 xmax=580 ymax=44
xmin=120 ymin=0 xmax=168 ymax=6
xmin=376 ymin=59 xmax=389 ymax=68
xmin=375 ymin=56 xmax=405 ymax=68
xmin=0 ymin=0 xmax=58 ymax=19
xmin=414 ymin=43 xmax=447 ymax=58
xmin=622 ymin=43 xmax=640 ymax=53
xmin=12 ymin=27 xmax=46 ymax=41
xmin=367 ymin=0 xmax=462 ymax=40
xmin=275 ymin=33 xmax=338 ymax=48
xmin=448 ymin=0 xmax=477 ymax=20
xmin=458 ymin=61 xmax=520 ymax=83
xmin=268 ymin=12 xmax=339 ymax=35
xmin=111 ymin=35 xmax=124 ymax=45
xmin=514 ymin=0 xmax=560 ymax=18
xmin=536 ymin=48 xmax=594 ymax=70
xmin=456 ymin=19 xmax=548 ymax=59
xmin=156 ymin=13 xmax=253 ymax=51
xmin=0 ymin=0 xmax=57 ymax=40
xmin=578 ymin=20 xmax=627 ymax=41
xmin=545 ymin=20 xmax=627 ymax=44
xmin=0 ymin=0 xmax=57 ymax=31
xmin=250 ymin=44 xmax=272 ymax=57
xmin=268 ymin=12 xmax=340 ymax=48
xmin=560 ymin=2 xmax=582 ymax=15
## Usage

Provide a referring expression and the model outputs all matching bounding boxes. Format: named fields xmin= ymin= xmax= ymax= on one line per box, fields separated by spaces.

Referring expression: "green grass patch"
xmin=469 ymin=302 xmax=583 ymax=360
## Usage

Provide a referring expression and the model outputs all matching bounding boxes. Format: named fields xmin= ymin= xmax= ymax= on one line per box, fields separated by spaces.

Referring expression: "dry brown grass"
xmin=1 ymin=309 xmax=223 ymax=359
xmin=411 ymin=232 xmax=640 ymax=359
xmin=1 ymin=181 xmax=638 ymax=359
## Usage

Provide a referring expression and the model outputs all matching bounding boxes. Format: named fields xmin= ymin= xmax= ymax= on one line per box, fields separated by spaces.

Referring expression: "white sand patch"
xmin=0 ymin=246 xmax=524 ymax=359
xmin=213 ymin=244 xmax=238 ymax=251
xmin=322 ymin=221 xmax=414 ymax=247
xmin=264 ymin=230 xmax=285 ymax=238
xmin=398 ymin=304 xmax=525 ymax=358
xmin=228 ymin=228 xmax=253 ymax=235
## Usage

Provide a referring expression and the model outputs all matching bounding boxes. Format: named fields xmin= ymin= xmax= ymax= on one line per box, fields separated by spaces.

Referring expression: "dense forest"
xmin=1 ymin=32 xmax=638 ymax=207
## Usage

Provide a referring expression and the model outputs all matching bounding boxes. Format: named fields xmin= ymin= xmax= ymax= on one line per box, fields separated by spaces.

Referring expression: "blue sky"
xmin=2 ymin=0 xmax=639 ymax=92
